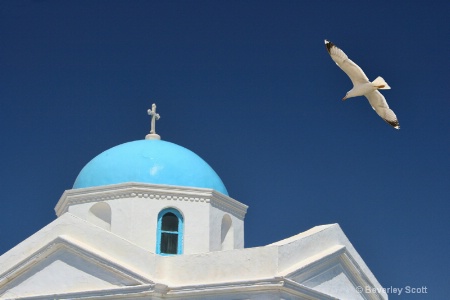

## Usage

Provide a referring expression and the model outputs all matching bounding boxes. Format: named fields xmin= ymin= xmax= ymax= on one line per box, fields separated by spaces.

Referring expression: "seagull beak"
xmin=342 ymin=96 xmax=347 ymax=101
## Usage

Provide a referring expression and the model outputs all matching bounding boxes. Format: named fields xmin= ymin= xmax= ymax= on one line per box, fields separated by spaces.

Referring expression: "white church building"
xmin=0 ymin=105 xmax=387 ymax=299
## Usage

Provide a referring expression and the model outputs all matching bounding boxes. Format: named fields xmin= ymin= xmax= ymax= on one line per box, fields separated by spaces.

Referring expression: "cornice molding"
xmin=9 ymin=284 xmax=155 ymax=300
xmin=210 ymin=190 xmax=248 ymax=219
xmin=12 ymin=278 xmax=337 ymax=300
xmin=55 ymin=182 xmax=248 ymax=219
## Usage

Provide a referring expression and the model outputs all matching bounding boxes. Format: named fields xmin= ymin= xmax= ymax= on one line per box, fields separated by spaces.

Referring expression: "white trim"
xmin=6 ymin=278 xmax=339 ymax=300
xmin=55 ymin=182 xmax=248 ymax=219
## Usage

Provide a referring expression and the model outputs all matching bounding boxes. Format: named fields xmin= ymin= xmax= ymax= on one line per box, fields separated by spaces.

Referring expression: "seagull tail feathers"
xmin=372 ymin=76 xmax=391 ymax=89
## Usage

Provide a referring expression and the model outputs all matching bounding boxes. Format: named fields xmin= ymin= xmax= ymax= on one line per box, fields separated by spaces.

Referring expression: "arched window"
xmin=156 ymin=208 xmax=183 ymax=255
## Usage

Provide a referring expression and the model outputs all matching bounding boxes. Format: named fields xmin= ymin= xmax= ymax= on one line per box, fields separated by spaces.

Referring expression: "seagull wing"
xmin=325 ymin=40 xmax=370 ymax=86
xmin=365 ymin=90 xmax=400 ymax=129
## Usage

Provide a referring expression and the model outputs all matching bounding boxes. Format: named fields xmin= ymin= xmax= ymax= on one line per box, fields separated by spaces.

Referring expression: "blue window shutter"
xmin=156 ymin=208 xmax=184 ymax=255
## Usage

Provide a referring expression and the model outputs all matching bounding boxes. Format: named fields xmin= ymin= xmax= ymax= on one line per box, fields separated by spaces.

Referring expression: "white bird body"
xmin=324 ymin=39 xmax=400 ymax=129
xmin=346 ymin=82 xmax=377 ymax=98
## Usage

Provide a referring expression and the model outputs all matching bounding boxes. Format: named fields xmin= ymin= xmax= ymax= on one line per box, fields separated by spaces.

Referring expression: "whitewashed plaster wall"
xmin=0 ymin=183 xmax=387 ymax=299
xmin=0 ymin=213 xmax=386 ymax=300
xmin=57 ymin=183 xmax=247 ymax=255
xmin=209 ymin=207 xmax=245 ymax=252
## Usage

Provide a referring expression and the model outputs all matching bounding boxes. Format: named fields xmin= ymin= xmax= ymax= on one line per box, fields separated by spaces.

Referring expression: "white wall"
xmin=62 ymin=183 xmax=247 ymax=255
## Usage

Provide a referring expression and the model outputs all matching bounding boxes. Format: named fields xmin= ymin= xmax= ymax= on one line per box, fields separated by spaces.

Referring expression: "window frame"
xmin=156 ymin=208 xmax=184 ymax=255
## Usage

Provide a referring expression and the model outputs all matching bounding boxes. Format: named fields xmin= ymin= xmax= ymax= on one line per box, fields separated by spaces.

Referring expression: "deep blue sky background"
xmin=1 ymin=1 xmax=448 ymax=298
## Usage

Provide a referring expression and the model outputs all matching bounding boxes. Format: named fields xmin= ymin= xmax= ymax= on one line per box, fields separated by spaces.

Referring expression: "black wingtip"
xmin=324 ymin=39 xmax=334 ymax=54
xmin=385 ymin=119 xmax=400 ymax=129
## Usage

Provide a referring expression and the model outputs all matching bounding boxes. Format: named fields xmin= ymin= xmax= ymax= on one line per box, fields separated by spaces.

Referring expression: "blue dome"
xmin=73 ymin=139 xmax=228 ymax=195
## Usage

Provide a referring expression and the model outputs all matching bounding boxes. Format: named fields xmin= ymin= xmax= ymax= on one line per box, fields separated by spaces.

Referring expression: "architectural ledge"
xmin=8 ymin=284 xmax=156 ymax=300
xmin=55 ymin=182 xmax=248 ymax=218
xmin=166 ymin=277 xmax=339 ymax=299
xmin=2 ymin=279 xmax=339 ymax=300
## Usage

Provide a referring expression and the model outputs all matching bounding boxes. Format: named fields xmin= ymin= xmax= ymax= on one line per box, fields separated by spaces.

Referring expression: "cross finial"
xmin=145 ymin=103 xmax=161 ymax=140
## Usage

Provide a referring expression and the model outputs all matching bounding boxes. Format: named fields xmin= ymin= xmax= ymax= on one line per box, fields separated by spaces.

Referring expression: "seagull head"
xmin=342 ymin=93 xmax=348 ymax=101
xmin=343 ymin=89 xmax=358 ymax=100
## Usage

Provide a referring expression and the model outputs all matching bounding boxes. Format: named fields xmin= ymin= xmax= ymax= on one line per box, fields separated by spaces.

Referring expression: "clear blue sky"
xmin=1 ymin=1 xmax=448 ymax=298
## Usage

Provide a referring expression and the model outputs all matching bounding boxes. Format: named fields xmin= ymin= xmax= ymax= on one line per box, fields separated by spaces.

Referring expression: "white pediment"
xmin=0 ymin=237 xmax=151 ymax=299
xmin=285 ymin=246 xmax=382 ymax=300
xmin=300 ymin=262 xmax=365 ymax=300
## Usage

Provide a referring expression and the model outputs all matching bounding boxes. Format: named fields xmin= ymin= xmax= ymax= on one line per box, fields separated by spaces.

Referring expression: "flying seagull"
xmin=324 ymin=39 xmax=400 ymax=129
